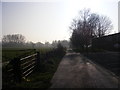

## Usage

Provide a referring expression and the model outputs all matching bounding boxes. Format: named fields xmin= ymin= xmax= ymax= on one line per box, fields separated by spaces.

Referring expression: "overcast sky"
xmin=1 ymin=0 xmax=119 ymax=43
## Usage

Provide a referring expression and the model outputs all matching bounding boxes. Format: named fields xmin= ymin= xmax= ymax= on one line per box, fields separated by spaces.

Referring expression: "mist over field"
xmin=1 ymin=0 xmax=120 ymax=89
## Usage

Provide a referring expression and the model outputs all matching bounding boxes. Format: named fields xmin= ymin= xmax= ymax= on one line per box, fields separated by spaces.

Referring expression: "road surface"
xmin=50 ymin=51 xmax=119 ymax=88
xmin=0 ymin=62 xmax=2 ymax=89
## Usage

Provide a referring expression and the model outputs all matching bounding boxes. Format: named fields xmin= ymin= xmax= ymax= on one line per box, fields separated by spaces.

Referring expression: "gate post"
xmin=11 ymin=57 xmax=22 ymax=83
xmin=36 ymin=52 xmax=40 ymax=71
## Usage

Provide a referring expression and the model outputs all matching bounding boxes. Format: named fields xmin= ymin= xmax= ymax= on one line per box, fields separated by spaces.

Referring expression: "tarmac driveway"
xmin=50 ymin=52 xmax=119 ymax=88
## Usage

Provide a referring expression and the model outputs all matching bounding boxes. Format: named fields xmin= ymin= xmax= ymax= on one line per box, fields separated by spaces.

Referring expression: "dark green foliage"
xmin=2 ymin=47 xmax=66 ymax=88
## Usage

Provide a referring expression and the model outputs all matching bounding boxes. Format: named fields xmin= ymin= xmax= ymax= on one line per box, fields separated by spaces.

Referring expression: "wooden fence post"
xmin=36 ymin=52 xmax=40 ymax=71
xmin=11 ymin=57 xmax=22 ymax=83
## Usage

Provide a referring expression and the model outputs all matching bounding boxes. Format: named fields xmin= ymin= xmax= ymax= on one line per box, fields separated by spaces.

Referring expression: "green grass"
xmin=4 ymin=54 xmax=64 ymax=89
xmin=36 ymin=48 xmax=53 ymax=54
xmin=2 ymin=48 xmax=37 ymax=62
xmin=17 ymin=54 xmax=64 ymax=89
xmin=2 ymin=47 xmax=66 ymax=89
xmin=15 ymin=72 xmax=53 ymax=88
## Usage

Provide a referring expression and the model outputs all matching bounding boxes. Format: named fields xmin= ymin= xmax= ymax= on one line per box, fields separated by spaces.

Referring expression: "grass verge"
xmin=3 ymin=48 xmax=66 ymax=89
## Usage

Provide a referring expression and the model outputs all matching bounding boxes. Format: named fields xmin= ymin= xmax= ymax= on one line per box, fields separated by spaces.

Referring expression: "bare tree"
xmin=69 ymin=19 xmax=78 ymax=33
xmin=70 ymin=9 xmax=113 ymax=51
xmin=2 ymin=34 xmax=26 ymax=47
xmin=96 ymin=15 xmax=113 ymax=37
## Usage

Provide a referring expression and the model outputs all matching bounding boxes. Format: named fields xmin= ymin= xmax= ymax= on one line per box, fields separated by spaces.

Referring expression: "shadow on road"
xmin=51 ymin=51 xmax=119 ymax=88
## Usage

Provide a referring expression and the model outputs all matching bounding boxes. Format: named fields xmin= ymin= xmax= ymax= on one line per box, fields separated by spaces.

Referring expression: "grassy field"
xmin=2 ymin=47 xmax=54 ymax=62
xmin=2 ymin=47 xmax=66 ymax=89
xmin=2 ymin=48 xmax=37 ymax=63
xmin=36 ymin=48 xmax=53 ymax=53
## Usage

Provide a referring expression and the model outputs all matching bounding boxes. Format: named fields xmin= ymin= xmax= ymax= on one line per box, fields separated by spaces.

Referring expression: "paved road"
xmin=0 ymin=62 xmax=2 ymax=89
xmin=51 ymin=52 xmax=119 ymax=88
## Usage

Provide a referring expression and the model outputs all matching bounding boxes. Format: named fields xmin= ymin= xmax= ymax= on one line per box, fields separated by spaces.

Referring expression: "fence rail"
xmin=5 ymin=52 xmax=40 ymax=83
xmin=3 ymin=48 xmax=66 ymax=84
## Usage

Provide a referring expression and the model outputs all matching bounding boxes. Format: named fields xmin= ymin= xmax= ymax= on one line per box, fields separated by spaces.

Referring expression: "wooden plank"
xmin=22 ymin=66 xmax=35 ymax=75
xmin=20 ymin=53 xmax=37 ymax=61
xmin=8 ymin=68 xmax=13 ymax=72
xmin=22 ymin=61 xmax=35 ymax=70
xmin=21 ymin=58 xmax=36 ymax=66
xmin=24 ymin=70 xmax=34 ymax=77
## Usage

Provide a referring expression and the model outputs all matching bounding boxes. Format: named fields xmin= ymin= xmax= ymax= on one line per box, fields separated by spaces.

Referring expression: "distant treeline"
xmin=1 ymin=34 xmax=69 ymax=48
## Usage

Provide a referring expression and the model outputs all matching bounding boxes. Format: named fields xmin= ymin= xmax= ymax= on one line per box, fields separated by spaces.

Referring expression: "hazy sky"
xmin=1 ymin=0 xmax=119 ymax=43
xmin=118 ymin=1 xmax=120 ymax=32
